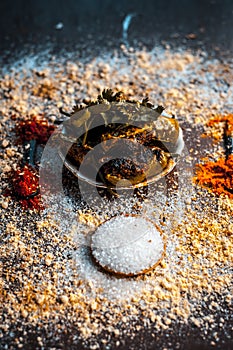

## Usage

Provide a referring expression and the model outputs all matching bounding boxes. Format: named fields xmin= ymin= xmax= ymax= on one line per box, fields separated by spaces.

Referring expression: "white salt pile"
xmin=91 ymin=215 xmax=164 ymax=276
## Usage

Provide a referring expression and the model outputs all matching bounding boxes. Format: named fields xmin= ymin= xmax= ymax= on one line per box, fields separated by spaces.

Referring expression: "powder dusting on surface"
xmin=0 ymin=44 xmax=232 ymax=349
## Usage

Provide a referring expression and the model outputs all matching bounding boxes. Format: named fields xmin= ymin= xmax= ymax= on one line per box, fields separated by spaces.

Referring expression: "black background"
xmin=0 ymin=0 xmax=233 ymax=55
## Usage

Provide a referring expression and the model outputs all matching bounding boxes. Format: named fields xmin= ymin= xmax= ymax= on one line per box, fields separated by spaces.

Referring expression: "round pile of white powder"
xmin=91 ymin=215 xmax=164 ymax=276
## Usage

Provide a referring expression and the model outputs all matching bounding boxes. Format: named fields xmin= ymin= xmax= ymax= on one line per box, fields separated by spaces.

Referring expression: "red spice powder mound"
xmin=10 ymin=165 xmax=43 ymax=210
xmin=16 ymin=116 xmax=55 ymax=144
xmin=194 ymin=155 xmax=233 ymax=198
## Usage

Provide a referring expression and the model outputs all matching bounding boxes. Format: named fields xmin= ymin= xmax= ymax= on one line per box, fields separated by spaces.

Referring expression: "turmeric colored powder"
xmin=194 ymin=114 xmax=233 ymax=198
xmin=206 ymin=114 xmax=233 ymax=140
xmin=207 ymin=114 xmax=233 ymax=132
xmin=194 ymin=155 xmax=233 ymax=198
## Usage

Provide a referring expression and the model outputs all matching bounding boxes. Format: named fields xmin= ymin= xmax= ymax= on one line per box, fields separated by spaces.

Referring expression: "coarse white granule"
xmin=91 ymin=215 xmax=164 ymax=276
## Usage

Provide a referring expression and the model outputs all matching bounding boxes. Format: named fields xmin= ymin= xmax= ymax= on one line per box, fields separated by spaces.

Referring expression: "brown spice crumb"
xmin=0 ymin=200 xmax=9 ymax=209
xmin=186 ymin=33 xmax=197 ymax=40
xmin=2 ymin=139 xmax=9 ymax=148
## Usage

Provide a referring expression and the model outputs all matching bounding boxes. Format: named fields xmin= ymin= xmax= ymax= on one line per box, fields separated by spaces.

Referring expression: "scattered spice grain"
xmin=0 ymin=44 xmax=232 ymax=350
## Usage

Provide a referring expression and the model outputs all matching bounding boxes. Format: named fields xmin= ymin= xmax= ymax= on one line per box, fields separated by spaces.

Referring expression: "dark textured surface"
xmin=0 ymin=0 xmax=233 ymax=56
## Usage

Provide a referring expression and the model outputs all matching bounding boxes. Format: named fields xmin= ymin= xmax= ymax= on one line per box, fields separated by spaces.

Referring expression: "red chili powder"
xmin=10 ymin=165 xmax=43 ymax=210
xmin=16 ymin=116 xmax=55 ymax=144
